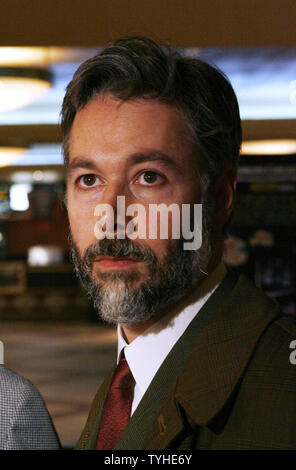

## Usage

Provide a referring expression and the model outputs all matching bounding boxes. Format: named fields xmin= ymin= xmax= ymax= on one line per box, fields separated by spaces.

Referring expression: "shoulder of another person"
xmin=0 ymin=365 xmax=61 ymax=450
xmin=0 ymin=365 xmax=50 ymax=424
xmin=0 ymin=365 xmax=42 ymax=399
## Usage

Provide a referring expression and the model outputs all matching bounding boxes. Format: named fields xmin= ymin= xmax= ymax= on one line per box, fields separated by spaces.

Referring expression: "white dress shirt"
xmin=117 ymin=262 xmax=227 ymax=415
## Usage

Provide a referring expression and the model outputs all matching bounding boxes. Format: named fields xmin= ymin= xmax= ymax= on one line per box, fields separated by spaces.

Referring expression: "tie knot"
xmin=112 ymin=353 xmax=134 ymax=389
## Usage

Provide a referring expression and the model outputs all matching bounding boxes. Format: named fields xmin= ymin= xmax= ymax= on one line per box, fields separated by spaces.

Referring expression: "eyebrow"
xmin=131 ymin=151 xmax=182 ymax=171
xmin=67 ymin=151 xmax=183 ymax=174
xmin=67 ymin=158 xmax=98 ymax=173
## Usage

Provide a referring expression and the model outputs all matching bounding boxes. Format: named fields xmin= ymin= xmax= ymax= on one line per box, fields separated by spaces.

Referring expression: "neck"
xmin=121 ymin=254 xmax=223 ymax=344
xmin=121 ymin=318 xmax=157 ymax=344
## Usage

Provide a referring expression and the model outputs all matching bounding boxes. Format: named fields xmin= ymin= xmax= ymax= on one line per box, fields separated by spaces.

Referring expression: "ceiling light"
xmin=0 ymin=67 xmax=52 ymax=112
xmin=9 ymin=170 xmax=62 ymax=184
xmin=241 ymin=139 xmax=296 ymax=155
xmin=0 ymin=47 xmax=97 ymax=66
xmin=0 ymin=48 xmax=49 ymax=66
xmin=9 ymin=183 xmax=32 ymax=211
xmin=33 ymin=170 xmax=44 ymax=181
xmin=0 ymin=147 xmax=26 ymax=167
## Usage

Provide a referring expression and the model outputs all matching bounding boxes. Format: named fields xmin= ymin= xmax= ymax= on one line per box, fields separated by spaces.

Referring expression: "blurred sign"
xmin=0 ymin=261 xmax=26 ymax=295
xmin=27 ymin=245 xmax=63 ymax=266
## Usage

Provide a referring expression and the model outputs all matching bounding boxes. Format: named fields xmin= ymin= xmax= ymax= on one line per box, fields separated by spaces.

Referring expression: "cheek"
xmin=67 ymin=200 xmax=97 ymax=248
xmin=131 ymin=185 xmax=175 ymax=204
xmin=143 ymin=237 xmax=170 ymax=262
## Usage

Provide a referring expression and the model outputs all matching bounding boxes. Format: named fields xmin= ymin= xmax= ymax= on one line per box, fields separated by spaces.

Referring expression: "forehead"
xmin=68 ymin=95 xmax=195 ymax=161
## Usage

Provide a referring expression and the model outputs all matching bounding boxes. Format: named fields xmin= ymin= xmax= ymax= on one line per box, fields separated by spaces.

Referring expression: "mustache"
xmin=81 ymin=237 xmax=158 ymax=271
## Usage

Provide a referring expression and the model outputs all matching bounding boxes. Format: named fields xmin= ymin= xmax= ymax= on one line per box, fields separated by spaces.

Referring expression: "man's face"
xmin=66 ymin=95 xmax=212 ymax=325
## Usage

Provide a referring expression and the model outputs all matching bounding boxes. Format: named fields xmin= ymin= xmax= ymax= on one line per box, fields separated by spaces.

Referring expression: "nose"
xmin=101 ymin=179 xmax=125 ymax=207
xmin=95 ymin=179 xmax=134 ymax=238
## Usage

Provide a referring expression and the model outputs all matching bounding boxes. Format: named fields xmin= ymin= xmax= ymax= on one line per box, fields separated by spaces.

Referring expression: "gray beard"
xmin=69 ymin=208 xmax=213 ymax=327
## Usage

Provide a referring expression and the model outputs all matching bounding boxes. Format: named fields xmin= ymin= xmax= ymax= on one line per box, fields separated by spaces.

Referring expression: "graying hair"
xmin=61 ymin=36 xmax=242 ymax=233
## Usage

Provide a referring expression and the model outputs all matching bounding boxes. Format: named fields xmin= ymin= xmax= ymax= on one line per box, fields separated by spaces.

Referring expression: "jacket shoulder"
xmin=0 ymin=366 xmax=60 ymax=450
xmin=248 ymin=313 xmax=296 ymax=371
xmin=275 ymin=313 xmax=296 ymax=336
xmin=175 ymin=274 xmax=296 ymax=450
xmin=223 ymin=313 xmax=296 ymax=449
xmin=0 ymin=365 xmax=36 ymax=392
xmin=0 ymin=365 xmax=47 ymax=407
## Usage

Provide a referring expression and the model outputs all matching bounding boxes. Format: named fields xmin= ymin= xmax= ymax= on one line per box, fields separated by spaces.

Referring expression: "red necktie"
xmin=96 ymin=351 xmax=135 ymax=450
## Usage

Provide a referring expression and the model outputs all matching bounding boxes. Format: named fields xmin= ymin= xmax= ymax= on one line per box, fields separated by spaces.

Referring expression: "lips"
xmin=95 ymin=256 xmax=138 ymax=262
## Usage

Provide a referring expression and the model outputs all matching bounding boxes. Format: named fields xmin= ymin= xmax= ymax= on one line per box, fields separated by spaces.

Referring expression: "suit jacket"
xmin=76 ymin=270 xmax=296 ymax=450
xmin=0 ymin=366 xmax=61 ymax=450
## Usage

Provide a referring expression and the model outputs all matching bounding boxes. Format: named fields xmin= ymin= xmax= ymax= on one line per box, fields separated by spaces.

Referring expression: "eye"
xmin=78 ymin=174 xmax=101 ymax=188
xmin=135 ymin=171 xmax=164 ymax=186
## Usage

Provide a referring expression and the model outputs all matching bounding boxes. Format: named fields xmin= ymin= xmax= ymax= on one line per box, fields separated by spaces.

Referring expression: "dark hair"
xmin=61 ymin=36 xmax=242 ymax=233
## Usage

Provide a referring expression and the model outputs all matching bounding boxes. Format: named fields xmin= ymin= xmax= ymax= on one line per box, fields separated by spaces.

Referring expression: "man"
xmin=0 ymin=365 xmax=60 ymax=449
xmin=61 ymin=37 xmax=296 ymax=450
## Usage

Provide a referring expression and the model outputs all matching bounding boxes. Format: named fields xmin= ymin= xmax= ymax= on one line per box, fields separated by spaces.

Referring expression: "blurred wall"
xmin=1 ymin=0 xmax=296 ymax=47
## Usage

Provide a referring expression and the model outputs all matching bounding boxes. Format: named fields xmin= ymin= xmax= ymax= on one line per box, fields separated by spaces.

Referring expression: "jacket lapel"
xmin=115 ymin=270 xmax=238 ymax=450
xmin=143 ymin=274 xmax=281 ymax=449
xmin=75 ymin=366 xmax=116 ymax=450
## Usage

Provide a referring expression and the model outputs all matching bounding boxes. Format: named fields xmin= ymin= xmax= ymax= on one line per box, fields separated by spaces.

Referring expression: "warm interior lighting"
xmin=0 ymin=47 xmax=96 ymax=66
xmin=0 ymin=147 xmax=26 ymax=167
xmin=9 ymin=183 xmax=32 ymax=211
xmin=28 ymin=246 xmax=63 ymax=266
xmin=9 ymin=170 xmax=62 ymax=184
xmin=241 ymin=139 xmax=296 ymax=155
xmin=0 ymin=67 xmax=52 ymax=112
xmin=0 ymin=48 xmax=49 ymax=66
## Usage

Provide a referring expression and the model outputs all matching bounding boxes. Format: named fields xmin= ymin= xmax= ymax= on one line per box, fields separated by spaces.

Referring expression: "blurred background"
xmin=0 ymin=0 xmax=295 ymax=448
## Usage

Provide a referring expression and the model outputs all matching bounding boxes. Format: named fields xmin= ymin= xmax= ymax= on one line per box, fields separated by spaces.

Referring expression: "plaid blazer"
xmin=76 ymin=270 xmax=296 ymax=450
xmin=0 ymin=366 xmax=61 ymax=450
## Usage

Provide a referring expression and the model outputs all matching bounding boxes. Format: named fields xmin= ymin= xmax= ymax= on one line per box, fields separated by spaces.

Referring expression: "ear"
xmin=211 ymin=166 xmax=237 ymax=231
